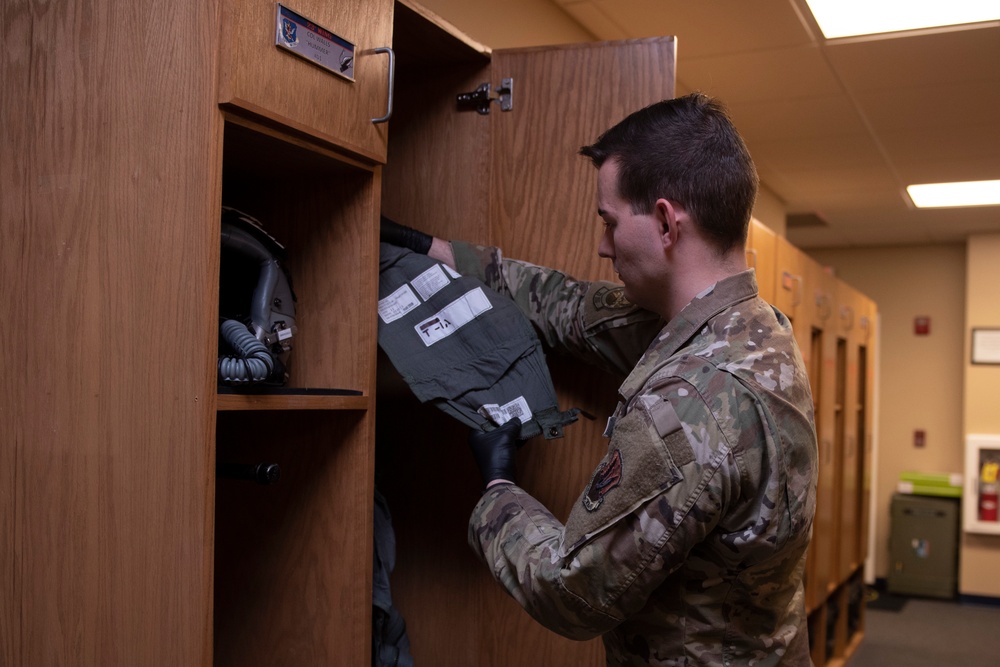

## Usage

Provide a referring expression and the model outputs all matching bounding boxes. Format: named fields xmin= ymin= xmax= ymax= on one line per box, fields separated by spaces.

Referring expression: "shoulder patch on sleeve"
xmin=582 ymin=448 xmax=623 ymax=512
xmin=563 ymin=401 xmax=681 ymax=552
xmin=582 ymin=282 xmax=648 ymax=328
xmin=592 ymin=285 xmax=632 ymax=311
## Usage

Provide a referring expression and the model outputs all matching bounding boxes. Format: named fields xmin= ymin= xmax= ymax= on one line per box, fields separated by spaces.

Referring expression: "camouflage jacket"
xmin=453 ymin=241 xmax=818 ymax=667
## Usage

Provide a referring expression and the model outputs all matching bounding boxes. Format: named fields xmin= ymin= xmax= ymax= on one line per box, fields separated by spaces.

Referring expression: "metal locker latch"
xmin=457 ymin=78 xmax=513 ymax=115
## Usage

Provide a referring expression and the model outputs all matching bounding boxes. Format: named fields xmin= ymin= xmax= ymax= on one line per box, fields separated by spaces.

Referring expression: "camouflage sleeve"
xmin=468 ymin=377 xmax=746 ymax=640
xmin=450 ymin=240 xmax=663 ymax=377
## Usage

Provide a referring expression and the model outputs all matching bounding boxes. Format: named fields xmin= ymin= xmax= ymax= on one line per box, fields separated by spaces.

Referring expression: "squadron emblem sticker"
xmin=592 ymin=286 xmax=631 ymax=311
xmin=280 ymin=16 xmax=298 ymax=45
xmin=583 ymin=448 xmax=623 ymax=511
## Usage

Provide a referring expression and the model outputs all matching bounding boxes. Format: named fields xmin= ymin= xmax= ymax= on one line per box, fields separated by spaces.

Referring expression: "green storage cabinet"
xmin=888 ymin=493 xmax=959 ymax=599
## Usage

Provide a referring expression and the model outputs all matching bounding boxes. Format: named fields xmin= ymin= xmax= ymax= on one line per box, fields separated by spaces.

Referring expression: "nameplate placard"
xmin=275 ymin=4 xmax=355 ymax=82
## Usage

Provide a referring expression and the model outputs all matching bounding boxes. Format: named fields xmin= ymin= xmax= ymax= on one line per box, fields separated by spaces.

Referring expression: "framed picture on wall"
xmin=971 ymin=328 xmax=1000 ymax=364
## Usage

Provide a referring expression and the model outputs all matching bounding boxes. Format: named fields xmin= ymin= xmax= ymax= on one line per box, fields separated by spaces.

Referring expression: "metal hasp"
xmin=456 ymin=78 xmax=513 ymax=115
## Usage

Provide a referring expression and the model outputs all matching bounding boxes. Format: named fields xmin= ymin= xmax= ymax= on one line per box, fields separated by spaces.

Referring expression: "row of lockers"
xmin=748 ymin=219 xmax=877 ymax=665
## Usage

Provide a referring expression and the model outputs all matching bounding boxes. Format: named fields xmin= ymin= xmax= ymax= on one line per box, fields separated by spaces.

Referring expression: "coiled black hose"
xmin=218 ymin=319 xmax=274 ymax=384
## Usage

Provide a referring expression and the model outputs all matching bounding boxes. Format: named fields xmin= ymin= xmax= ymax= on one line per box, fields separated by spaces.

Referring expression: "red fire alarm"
xmin=914 ymin=430 xmax=926 ymax=448
xmin=914 ymin=316 xmax=931 ymax=335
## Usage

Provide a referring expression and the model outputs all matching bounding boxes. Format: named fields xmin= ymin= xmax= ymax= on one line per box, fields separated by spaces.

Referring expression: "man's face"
xmin=596 ymin=159 xmax=667 ymax=312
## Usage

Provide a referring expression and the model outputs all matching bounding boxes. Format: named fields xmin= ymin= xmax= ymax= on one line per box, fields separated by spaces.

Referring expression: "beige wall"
xmin=809 ymin=245 xmax=968 ymax=585
xmin=961 ymin=233 xmax=1000 ymax=596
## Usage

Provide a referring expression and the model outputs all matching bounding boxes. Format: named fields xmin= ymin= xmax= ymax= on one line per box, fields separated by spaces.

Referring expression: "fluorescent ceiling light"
xmin=907 ymin=180 xmax=1000 ymax=208
xmin=804 ymin=0 xmax=1000 ymax=39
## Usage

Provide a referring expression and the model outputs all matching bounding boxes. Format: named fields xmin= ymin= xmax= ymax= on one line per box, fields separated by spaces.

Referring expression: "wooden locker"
xmin=212 ymin=122 xmax=381 ymax=665
xmin=773 ymin=235 xmax=806 ymax=323
xmin=378 ymin=4 xmax=676 ymax=665
xmin=4 ymin=1 xmax=223 ymax=663
xmin=6 ymin=0 xmax=390 ymax=664
xmin=794 ymin=268 xmax=876 ymax=667
xmin=747 ymin=218 xmax=777 ymax=304
xmin=774 ymin=236 xmax=833 ymax=611
xmin=836 ymin=279 xmax=864 ymax=582
xmin=807 ymin=256 xmax=841 ymax=606
xmin=212 ymin=4 xmax=390 ymax=664
xmin=856 ymin=294 xmax=877 ymax=570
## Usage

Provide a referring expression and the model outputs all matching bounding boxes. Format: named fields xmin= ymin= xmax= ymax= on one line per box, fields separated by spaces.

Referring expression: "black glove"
xmin=468 ymin=418 xmax=522 ymax=489
xmin=380 ymin=215 xmax=433 ymax=255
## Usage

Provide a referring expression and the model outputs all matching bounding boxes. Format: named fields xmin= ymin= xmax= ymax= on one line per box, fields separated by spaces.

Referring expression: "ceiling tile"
xmin=763 ymin=181 xmax=907 ymax=218
xmin=896 ymin=154 xmax=1000 ymax=185
xmin=727 ymin=95 xmax=870 ymax=142
xmin=587 ymin=0 xmax=814 ymax=57
xmin=791 ymin=220 xmax=934 ymax=248
xmin=765 ymin=165 xmax=899 ymax=199
xmin=824 ymin=25 xmax=1000 ymax=92
xmin=854 ymin=80 xmax=1000 ymax=134
xmin=558 ymin=1 xmax=631 ymax=40
xmin=818 ymin=206 xmax=1000 ymax=244
xmin=679 ymin=46 xmax=842 ymax=103
xmin=785 ymin=225 xmax=855 ymax=248
xmin=878 ymin=122 xmax=1000 ymax=164
xmin=749 ymin=134 xmax=886 ymax=171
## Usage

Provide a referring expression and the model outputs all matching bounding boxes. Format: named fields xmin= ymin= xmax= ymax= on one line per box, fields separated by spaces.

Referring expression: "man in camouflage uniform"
xmin=388 ymin=93 xmax=818 ymax=665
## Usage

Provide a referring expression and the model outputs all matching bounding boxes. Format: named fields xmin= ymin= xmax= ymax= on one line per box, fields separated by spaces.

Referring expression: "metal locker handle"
xmin=371 ymin=46 xmax=395 ymax=124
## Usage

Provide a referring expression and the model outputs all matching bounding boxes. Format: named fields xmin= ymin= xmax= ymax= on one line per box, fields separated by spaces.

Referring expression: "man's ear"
xmin=655 ymin=198 xmax=680 ymax=250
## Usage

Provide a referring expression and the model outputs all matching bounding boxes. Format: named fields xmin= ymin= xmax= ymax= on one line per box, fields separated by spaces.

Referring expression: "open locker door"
xmin=377 ymin=17 xmax=675 ymax=665
xmin=486 ymin=35 xmax=678 ymax=534
xmin=480 ymin=37 xmax=677 ymax=667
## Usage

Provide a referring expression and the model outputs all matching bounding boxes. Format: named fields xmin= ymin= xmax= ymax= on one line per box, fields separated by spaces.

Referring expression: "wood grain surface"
xmin=219 ymin=0 xmax=394 ymax=163
xmin=3 ymin=0 xmax=223 ymax=663
xmin=214 ymin=410 xmax=374 ymax=665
